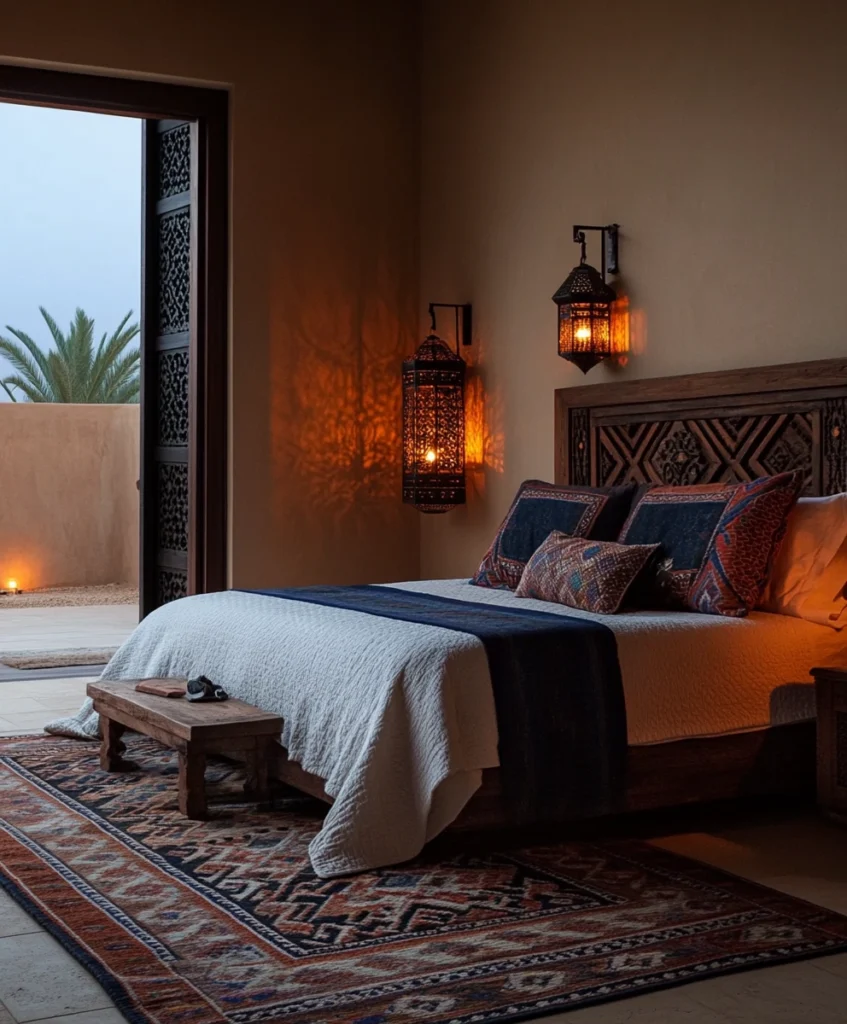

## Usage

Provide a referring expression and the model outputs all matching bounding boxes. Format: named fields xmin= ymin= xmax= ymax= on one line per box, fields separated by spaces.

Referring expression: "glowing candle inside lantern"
xmin=402 ymin=323 xmax=468 ymax=513
xmin=552 ymin=229 xmax=619 ymax=374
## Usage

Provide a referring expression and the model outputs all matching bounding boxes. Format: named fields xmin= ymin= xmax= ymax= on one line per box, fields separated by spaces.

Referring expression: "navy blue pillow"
xmin=471 ymin=480 xmax=638 ymax=590
xmin=623 ymin=496 xmax=728 ymax=570
xmin=619 ymin=475 xmax=802 ymax=613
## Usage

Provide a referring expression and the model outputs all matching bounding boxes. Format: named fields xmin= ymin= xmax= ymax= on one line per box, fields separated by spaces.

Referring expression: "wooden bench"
xmin=87 ymin=680 xmax=284 ymax=819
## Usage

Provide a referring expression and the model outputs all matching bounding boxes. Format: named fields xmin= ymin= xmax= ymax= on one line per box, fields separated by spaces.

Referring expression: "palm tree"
xmin=0 ymin=307 xmax=140 ymax=403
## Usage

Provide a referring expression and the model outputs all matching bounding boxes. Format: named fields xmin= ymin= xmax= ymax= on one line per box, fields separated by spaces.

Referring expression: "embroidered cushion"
xmin=510 ymin=532 xmax=655 ymax=610
xmin=471 ymin=480 xmax=638 ymax=590
xmin=515 ymin=533 xmax=661 ymax=614
xmin=619 ymin=471 xmax=803 ymax=616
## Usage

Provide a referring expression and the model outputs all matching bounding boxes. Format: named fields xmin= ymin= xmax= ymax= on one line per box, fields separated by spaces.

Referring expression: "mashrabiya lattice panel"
xmin=156 ymin=350 xmax=190 ymax=447
xmin=150 ymin=121 xmax=193 ymax=610
xmin=157 ymin=463 xmax=189 ymax=553
xmin=157 ymin=209 xmax=191 ymax=336
xmin=158 ymin=568 xmax=188 ymax=605
xmin=595 ymin=412 xmax=815 ymax=492
xmin=158 ymin=123 xmax=191 ymax=200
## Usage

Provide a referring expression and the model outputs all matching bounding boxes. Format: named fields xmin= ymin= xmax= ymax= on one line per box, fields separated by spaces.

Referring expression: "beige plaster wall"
xmin=0 ymin=404 xmax=139 ymax=589
xmin=3 ymin=0 xmax=421 ymax=588
xmin=420 ymin=0 xmax=847 ymax=578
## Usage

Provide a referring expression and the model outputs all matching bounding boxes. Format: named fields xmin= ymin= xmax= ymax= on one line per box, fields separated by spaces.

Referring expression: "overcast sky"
xmin=0 ymin=102 xmax=141 ymax=398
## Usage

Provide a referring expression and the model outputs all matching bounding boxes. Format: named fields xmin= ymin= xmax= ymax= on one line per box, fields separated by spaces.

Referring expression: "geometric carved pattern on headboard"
xmin=558 ymin=360 xmax=847 ymax=498
xmin=569 ymin=399 xmax=847 ymax=497
xmin=594 ymin=412 xmax=815 ymax=491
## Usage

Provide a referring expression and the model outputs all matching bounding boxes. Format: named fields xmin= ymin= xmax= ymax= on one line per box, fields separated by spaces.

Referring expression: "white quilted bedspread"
xmin=396 ymin=579 xmax=845 ymax=744
xmin=102 ymin=588 xmax=499 ymax=878
xmin=97 ymin=580 xmax=844 ymax=876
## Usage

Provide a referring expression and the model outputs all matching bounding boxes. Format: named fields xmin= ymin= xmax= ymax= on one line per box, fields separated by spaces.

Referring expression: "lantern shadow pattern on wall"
xmin=403 ymin=304 xmax=472 ymax=513
xmin=464 ymin=369 xmax=504 ymax=477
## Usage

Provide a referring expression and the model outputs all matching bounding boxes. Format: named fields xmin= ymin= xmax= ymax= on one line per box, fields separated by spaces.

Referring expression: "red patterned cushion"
xmin=620 ymin=472 xmax=802 ymax=616
xmin=515 ymin=532 xmax=661 ymax=614
xmin=471 ymin=480 xmax=638 ymax=590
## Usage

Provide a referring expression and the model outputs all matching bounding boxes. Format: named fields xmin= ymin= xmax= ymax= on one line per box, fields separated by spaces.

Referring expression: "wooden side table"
xmin=813 ymin=666 xmax=847 ymax=824
xmin=87 ymin=680 xmax=283 ymax=820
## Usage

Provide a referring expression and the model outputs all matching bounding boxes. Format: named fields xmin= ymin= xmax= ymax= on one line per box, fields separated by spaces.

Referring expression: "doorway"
xmin=0 ymin=65 xmax=228 ymax=623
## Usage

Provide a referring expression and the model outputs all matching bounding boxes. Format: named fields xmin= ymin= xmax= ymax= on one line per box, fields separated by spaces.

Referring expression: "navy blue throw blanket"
xmin=244 ymin=586 xmax=627 ymax=822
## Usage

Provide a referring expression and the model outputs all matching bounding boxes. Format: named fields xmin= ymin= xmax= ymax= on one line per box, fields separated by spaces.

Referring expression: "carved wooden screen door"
xmin=140 ymin=116 xmax=227 ymax=618
xmin=0 ymin=66 xmax=227 ymax=624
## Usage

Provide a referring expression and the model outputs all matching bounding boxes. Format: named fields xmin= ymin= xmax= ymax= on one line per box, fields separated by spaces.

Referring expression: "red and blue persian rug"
xmin=2 ymin=733 xmax=847 ymax=1024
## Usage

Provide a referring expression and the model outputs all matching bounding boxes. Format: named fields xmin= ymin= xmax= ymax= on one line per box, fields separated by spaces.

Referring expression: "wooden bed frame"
xmin=271 ymin=357 xmax=847 ymax=829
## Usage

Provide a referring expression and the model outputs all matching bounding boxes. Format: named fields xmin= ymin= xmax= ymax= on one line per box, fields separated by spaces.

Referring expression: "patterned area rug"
xmin=2 ymin=735 xmax=847 ymax=1024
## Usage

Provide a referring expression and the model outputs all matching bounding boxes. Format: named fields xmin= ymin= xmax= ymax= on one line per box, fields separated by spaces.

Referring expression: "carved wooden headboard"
xmin=555 ymin=358 xmax=847 ymax=497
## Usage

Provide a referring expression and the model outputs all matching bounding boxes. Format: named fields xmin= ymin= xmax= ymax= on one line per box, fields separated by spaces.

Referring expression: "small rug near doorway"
xmin=1 ymin=648 xmax=116 ymax=670
xmin=2 ymin=736 xmax=847 ymax=1024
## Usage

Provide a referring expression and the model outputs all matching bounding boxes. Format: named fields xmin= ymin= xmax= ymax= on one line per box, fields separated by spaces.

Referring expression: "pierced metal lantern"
xmin=402 ymin=333 xmax=467 ymax=513
xmin=553 ymin=224 xmax=619 ymax=374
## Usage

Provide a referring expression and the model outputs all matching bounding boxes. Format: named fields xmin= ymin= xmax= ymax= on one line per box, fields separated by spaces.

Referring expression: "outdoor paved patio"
xmin=0 ymin=604 xmax=138 ymax=655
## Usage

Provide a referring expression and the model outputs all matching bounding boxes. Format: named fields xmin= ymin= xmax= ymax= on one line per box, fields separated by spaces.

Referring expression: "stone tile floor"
xmin=0 ymin=677 xmax=95 ymax=735
xmin=0 ymin=682 xmax=846 ymax=1022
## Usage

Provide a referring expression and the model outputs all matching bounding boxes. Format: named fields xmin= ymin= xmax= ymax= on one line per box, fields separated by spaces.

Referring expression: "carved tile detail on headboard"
xmin=559 ymin=361 xmax=847 ymax=497
xmin=592 ymin=412 xmax=816 ymax=492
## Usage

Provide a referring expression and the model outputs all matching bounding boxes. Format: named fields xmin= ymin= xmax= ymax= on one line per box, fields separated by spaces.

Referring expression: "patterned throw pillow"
xmin=471 ymin=480 xmax=638 ymax=590
xmin=515 ymin=532 xmax=661 ymax=614
xmin=619 ymin=471 xmax=803 ymax=617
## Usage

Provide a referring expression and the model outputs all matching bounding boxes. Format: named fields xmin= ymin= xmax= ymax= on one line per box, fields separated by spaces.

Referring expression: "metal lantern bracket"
xmin=572 ymin=224 xmax=619 ymax=280
xmin=428 ymin=302 xmax=473 ymax=353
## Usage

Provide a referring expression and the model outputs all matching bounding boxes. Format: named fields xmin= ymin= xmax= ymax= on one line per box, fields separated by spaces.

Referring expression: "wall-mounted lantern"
xmin=402 ymin=303 xmax=472 ymax=513
xmin=553 ymin=223 xmax=620 ymax=373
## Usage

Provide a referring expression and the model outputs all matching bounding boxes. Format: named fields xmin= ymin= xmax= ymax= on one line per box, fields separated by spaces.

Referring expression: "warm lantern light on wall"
xmin=553 ymin=223 xmax=621 ymax=373
xmin=402 ymin=303 xmax=472 ymax=513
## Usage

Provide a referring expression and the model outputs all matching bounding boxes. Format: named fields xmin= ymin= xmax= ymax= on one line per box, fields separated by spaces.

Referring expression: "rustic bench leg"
xmin=178 ymin=746 xmax=207 ymax=819
xmin=100 ymin=715 xmax=130 ymax=772
xmin=243 ymin=742 xmax=270 ymax=805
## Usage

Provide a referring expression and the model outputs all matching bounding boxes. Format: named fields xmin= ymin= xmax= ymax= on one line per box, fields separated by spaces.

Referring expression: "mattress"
xmin=391 ymin=579 xmax=846 ymax=745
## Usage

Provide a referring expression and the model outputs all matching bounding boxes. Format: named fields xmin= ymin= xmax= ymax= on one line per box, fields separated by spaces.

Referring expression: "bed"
xmin=99 ymin=356 xmax=847 ymax=877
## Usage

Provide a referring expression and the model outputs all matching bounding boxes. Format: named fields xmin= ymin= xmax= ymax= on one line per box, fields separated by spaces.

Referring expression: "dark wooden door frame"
xmin=0 ymin=65 xmax=229 ymax=608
